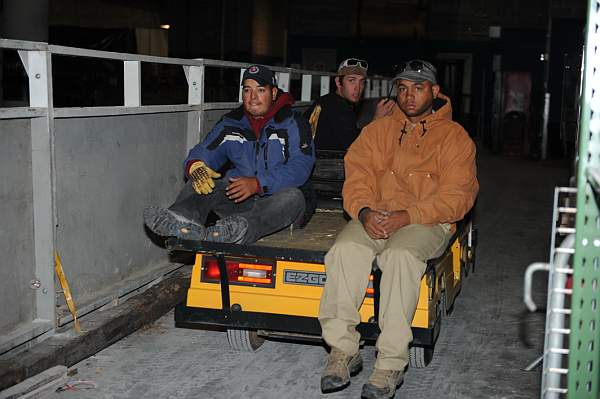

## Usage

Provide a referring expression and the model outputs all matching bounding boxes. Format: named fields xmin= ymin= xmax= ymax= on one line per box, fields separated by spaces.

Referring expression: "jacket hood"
xmin=391 ymin=92 xmax=453 ymax=125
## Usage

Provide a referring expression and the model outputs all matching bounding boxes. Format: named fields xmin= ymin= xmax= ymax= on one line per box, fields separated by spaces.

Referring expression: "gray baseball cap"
xmin=392 ymin=60 xmax=437 ymax=85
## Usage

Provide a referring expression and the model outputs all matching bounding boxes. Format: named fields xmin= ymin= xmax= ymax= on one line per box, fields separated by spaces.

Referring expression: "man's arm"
xmin=373 ymin=98 xmax=396 ymax=120
xmin=342 ymin=125 xmax=379 ymax=219
xmin=255 ymin=114 xmax=315 ymax=195
xmin=405 ymin=127 xmax=479 ymax=225
xmin=183 ymin=118 xmax=230 ymax=176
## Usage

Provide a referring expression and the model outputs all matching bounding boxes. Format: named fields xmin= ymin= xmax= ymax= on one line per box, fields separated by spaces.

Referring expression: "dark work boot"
xmin=143 ymin=206 xmax=206 ymax=240
xmin=320 ymin=348 xmax=363 ymax=393
xmin=205 ymin=216 xmax=248 ymax=243
xmin=361 ymin=368 xmax=404 ymax=399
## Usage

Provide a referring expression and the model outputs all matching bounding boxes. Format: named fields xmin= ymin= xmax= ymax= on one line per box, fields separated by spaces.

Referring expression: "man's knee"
xmin=272 ymin=187 xmax=305 ymax=211
xmin=378 ymin=246 xmax=423 ymax=273
xmin=325 ymin=239 xmax=375 ymax=274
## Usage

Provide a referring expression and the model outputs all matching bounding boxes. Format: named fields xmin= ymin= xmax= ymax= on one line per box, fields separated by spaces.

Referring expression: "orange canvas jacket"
xmin=343 ymin=94 xmax=479 ymax=226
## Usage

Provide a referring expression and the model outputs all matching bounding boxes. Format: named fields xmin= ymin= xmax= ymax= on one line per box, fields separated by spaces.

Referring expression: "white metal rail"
xmin=0 ymin=37 xmax=391 ymax=356
xmin=524 ymin=187 xmax=578 ymax=398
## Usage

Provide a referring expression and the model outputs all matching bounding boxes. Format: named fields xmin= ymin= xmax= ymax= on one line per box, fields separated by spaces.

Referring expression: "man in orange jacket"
xmin=318 ymin=60 xmax=479 ymax=399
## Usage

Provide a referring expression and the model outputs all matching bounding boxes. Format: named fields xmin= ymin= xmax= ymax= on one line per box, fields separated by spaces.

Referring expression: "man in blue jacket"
xmin=144 ymin=65 xmax=315 ymax=244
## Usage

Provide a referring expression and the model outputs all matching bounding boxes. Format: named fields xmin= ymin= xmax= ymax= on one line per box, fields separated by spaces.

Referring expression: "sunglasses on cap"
xmin=397 ymin=60 xmax=434 ymax=74
xmin=339 ymin=58 xmax=368 ymax=70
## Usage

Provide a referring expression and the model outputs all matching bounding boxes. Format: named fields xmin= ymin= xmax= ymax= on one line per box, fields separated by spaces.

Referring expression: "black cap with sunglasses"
xmin=392 ymin=59 xmax=437 ymax=85
xmin=337 ymin=58 xmax=368 ymax=77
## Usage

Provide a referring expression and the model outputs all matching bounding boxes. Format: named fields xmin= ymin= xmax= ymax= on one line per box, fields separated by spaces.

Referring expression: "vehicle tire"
xmin=409 ymin=346 xmax=434 ymax=368
xmin=468 ymin=244 xmax=476 ymax=274
xmin=226 ymin=328 xmax=265 ymax=352
xmin=440 ymin=290 xmax=454 ymax=318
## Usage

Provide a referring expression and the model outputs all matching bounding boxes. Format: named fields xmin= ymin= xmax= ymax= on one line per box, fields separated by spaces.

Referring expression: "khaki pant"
xmin=319 ymin=220 xmax=451 ymax=370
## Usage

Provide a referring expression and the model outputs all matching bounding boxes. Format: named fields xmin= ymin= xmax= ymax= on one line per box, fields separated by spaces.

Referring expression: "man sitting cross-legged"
xmin=144 ymin=65 xmax=315 ymax=244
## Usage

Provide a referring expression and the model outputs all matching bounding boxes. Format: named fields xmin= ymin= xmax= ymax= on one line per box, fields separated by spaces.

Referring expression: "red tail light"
xmin=201 ymin=256 xmax=275 ymax=288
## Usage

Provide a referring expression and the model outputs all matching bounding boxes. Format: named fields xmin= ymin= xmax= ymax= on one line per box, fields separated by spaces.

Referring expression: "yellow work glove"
xmin=189 ymin=160 xmax=221 ymax=195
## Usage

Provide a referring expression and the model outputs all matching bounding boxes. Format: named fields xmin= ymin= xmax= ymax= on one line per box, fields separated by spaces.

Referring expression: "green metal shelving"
xmin=567 ymin=0 xmax=600 ymax=397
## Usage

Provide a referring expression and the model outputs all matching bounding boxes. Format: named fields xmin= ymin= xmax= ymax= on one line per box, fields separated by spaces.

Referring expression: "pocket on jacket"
xmin=407 ymin=171 xmax=439 ymax=200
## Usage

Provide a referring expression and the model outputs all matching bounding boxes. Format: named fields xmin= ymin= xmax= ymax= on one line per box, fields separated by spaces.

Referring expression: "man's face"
xmin=242 ymin=79 xmax=277 ymax=117
xmin=335 ymin=74 xmax=366 ymax=104
xmin=396 ymin=79 xmax=440 ymax=120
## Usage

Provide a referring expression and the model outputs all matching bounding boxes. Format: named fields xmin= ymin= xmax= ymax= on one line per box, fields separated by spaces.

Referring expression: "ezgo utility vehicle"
xmin=168 ymin=152 xmax=476 ymax=368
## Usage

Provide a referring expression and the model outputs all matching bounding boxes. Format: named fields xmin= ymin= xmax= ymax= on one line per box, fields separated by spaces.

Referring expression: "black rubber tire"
xmin=408 ymin=346 xmax=434 ymax=368
xmin=226 ymin=328 xmax=265 ymax=352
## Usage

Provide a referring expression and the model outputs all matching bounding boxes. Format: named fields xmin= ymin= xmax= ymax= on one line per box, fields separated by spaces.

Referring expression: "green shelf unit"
xmin=568 ymin=1 xmax=600 ymax=398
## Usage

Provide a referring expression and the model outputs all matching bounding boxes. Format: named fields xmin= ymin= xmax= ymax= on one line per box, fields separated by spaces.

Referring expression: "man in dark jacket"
xmin=304 ymin=58 xmax=395 ymax=151
xmin=144 ymin=65 xmax=315 ymax=244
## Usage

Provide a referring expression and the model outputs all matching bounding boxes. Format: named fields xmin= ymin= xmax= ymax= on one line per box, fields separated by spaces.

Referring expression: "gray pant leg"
xmin=234 ymin=187 xmax=306 ymax=244
xmin=168 ymin=179 xmax=232 ymax=224
xmin=170 ymin=180 xmax=304 ymax=244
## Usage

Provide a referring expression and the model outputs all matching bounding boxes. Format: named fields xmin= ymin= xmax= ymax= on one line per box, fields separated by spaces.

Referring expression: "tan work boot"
xmin=320 ymin=347 xmax=363 ymax=393
xmin=361 ymin=368 xmax=404 ymax=399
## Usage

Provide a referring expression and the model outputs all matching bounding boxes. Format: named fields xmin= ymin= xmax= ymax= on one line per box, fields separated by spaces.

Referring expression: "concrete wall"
xmin=53 ymin=112 xmax=187 ymax=312
xmin=0 ymin=119 xmax=36 ymax=334
xmin=0 ymin=104 xmax=319 ymax=339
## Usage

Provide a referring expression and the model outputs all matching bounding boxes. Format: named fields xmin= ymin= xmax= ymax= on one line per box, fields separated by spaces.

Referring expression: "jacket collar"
xmin=225 ymin=91 xmax=295 ymax=125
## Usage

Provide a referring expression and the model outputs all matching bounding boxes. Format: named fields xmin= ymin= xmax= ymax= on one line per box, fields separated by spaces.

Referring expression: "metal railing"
xmin=524 ymin=187 xmax=577 ymax=398
xmin=0 ymin=37 xmax=391 ymax=356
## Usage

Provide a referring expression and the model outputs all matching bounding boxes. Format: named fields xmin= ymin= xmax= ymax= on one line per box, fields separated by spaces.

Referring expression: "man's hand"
xmin=378 ymin=210 xmax=410 ymax=237
xmin=374 ymin=98 xmax=395 ymax=120
xmin=226 ymin=177 xmax=259 ymax=203
xmin=359 ymin=208 xmax=389 ymax=239
xmin=189 ymin=161 xmax=221 ymax=195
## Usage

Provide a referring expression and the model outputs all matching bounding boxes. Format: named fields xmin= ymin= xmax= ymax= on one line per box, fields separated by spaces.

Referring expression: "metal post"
xmin=239 ymin=68 xmax=246 ymax=102
xmin=491 ymin=55 xmax=503 ymax=153
xmin=370 ymin=79 xmax=380 ymax=98
xmin=320 ymin=76 xmax=330 ymax=96
xmin=567 ymin=1 xmax=600 ymax=397
xmin=301 ymin=74 xmax=312 ymax=102
xmin=381 ymin=80 xmax=389 ymax=99
xmin=18 ymin=49 xmax=55 ymax=325
xmin=184 ymin=64 xmax=204 ymax=150
xmin=276 ymin=71 xmax=290 ymax=93
xmin=124 ymin=61 xmax=141 ymax=107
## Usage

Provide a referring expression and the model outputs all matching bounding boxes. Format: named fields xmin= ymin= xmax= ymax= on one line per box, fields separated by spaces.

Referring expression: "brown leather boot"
xmin=320 ymin=347 xmax=363 ymax=393
xmin=361 ymin=368 xmax=404 ymax=399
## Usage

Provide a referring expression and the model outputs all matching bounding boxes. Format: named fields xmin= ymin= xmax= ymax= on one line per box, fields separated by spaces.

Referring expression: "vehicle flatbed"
xmin=167 ymin=209 xmax=347 ymax=263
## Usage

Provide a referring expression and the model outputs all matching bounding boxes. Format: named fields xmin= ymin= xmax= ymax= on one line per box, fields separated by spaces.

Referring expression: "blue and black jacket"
xmin=184 ymin=93 xmax=315 ymax=196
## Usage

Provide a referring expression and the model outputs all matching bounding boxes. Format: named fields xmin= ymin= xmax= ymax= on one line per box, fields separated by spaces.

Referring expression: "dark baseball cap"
xmin=241 ymin=65 xmax=277 ymax=87
xmin=392 ymin=60 xmax=437 ymax=85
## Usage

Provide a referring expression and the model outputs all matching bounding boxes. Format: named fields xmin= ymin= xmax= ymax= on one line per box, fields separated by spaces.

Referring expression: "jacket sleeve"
xmin=256 ymin=113 xmax=315 ymax=195
xmin=342 ymin=126 xmax=379 ymax=219
xmin=405 ymin=128 xmax=479 ymax=224
xmin=182 ymin=119 xmax=230 ymax=177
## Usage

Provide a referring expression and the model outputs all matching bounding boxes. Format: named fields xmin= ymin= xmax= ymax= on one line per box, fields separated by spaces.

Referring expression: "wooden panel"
xmin=256 ymin=211 xmax=348 ymax=252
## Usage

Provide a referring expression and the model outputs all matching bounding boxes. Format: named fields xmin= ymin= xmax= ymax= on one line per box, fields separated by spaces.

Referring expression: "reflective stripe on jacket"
xmin=185 ymin=99 xmax=315 ymax=196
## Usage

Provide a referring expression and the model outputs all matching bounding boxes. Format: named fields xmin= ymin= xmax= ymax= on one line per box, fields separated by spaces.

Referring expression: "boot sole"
xmin=143 ymin=207 xmax=206 ymax=239
xmin=205 ymin=215 xmax=248 ymax=243
xmin=361 ymin=377 xmax=403 ymax=399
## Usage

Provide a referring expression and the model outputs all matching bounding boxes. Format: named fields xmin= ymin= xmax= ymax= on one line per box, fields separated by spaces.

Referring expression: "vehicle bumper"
xmin=175 ymin=303 xmax=439 ymax=347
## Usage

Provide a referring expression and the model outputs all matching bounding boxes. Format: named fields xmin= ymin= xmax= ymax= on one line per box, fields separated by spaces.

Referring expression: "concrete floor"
xmin=48 ymin=150 xmax=569 ymax=399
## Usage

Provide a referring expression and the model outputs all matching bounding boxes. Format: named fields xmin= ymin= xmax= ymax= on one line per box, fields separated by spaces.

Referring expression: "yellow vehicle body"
xmin=186 ymin=238 xmax=462 ymax=330
xmin=172 ymin=210 xmax=474 ymax=367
